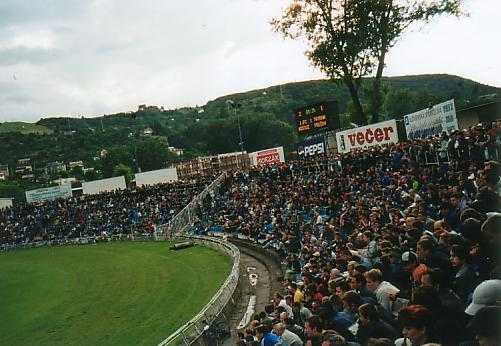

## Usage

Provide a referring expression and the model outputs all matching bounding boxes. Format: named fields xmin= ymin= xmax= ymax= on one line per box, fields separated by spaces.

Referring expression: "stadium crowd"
xmin=0 ymin=120 xmax=499 ymax=345
xmin=196 ymin=123 xmax=501 ymax=346
xmin=0 ymin=179 xmax=210 ymax=246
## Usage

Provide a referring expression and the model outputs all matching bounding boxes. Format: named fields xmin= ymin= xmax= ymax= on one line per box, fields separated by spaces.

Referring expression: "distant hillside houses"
xmin=138 ymin=104 xmax=164 ymax=112
xmin=0 ymin=164 xmax=9 ymax=180
xmin=45 ymin=161 xmax=66 ymax=175
xmin=142 ymin=127 xmax=154 ymax=136
xmin=15 ymin=158 xmax=34 ymax=179
xmin=68 ymin=161 xmax=84 ymax=170
xmin=168 ymin=146 xmax=184 ymax=156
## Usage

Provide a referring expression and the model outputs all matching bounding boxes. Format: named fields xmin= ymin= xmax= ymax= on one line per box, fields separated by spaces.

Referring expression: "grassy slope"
xmin=0 ymin=122 xmax=52 ymax=135
xmin=0 ymin=242 xmax=231 ymax=346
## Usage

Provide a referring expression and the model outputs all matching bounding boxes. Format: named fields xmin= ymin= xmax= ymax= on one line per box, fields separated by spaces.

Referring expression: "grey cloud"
xmin=0 ymin=1 xmax=86 ymax=27
xmin=0 ymin=47 xmax=63 ymax=66
xmin=0 ymin=0 xmax=498 ymax=122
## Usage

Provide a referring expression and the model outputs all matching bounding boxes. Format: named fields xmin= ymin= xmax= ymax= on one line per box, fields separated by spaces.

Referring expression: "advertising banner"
xmin=336 ymin=120 xmax=399 ymax=153
xmin=82 ymin=176 xmax=126 ymax=195
xmin=0 ymin=198 xmax=13 ymax=209
xmin=248 ymin=147 xmax=285 ymax=166
xmin=135 ymin=168 xmax=178 ymax=187
xmin=297 ymin=137 xmax=326 ymax=157
xmin=403 ymin=99 xmax=458 ymax=140
xmin=25 ymin=185 xmax=72 ymax=203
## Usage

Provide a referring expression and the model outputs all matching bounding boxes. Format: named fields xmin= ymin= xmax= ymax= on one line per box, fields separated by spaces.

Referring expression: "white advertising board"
xmin=135 ymin=168 xmax=178 ymax=187
xmin=0 ymin=198 xmax=13 ymax=209
xmin=336 ymin=119 xmax=399 ymax=153
xmin=25 ymin=185 xmax=72 ymax=203
xmin=82 ymin=176 xmax=126 ymax=195
xmin=404 ymin=99 xmax=458 ymax=140
xmin=248 ymin=147 xmax=285 ymax=166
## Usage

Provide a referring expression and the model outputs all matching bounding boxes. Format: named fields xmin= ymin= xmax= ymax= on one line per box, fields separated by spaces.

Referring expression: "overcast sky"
xmin=0 ymin=0 xmax=499 ymax=122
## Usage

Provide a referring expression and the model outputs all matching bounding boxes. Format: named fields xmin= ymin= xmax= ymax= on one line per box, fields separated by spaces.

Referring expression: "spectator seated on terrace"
xmin=0 ymin=178 xmax=213 ymax=245
xmin=216 ymin=123 xmax=500 ymax=346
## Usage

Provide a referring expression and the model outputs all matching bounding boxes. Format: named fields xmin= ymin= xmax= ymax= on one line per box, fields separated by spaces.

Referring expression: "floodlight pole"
xmin=226 ymin=100 xmax=244 ymax=153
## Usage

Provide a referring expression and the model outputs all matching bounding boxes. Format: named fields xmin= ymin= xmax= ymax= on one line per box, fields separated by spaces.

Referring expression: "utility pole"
xmin=226 ymin=100 xmax=244 ymax=153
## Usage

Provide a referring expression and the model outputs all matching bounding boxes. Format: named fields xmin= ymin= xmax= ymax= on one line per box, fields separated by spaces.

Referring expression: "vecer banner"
xmin=403 ymin=99 xmax=459 ymax=140
xmin=297 ymin=138 xmax=326 ymax=157
xmin=335 ymin=120 xmax=399 ymax=153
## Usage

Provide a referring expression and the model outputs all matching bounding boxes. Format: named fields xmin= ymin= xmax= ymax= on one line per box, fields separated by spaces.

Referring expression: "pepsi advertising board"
xmin=297 ymin=138 xmax=326 ymax=157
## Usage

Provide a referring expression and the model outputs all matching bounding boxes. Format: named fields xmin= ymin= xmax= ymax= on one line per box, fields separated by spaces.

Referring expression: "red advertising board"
xmin=249 ymin=147 xmax=285 ymax=166
xmin=256 ymin=149 xmax=281 ymax=166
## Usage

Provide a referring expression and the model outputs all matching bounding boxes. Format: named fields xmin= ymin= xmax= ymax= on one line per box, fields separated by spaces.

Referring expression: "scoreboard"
xmin=294 ymin=101 xmax=339 ymax=135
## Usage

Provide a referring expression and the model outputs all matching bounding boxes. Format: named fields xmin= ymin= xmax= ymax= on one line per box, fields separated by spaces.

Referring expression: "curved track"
xmin=223 ymin=243 xmax=283 ymax=345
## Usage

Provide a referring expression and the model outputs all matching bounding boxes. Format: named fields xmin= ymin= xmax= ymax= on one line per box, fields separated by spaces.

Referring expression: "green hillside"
xmin=0 ymin=122 xmax=52 ymax=135
xmin=0 ymin=74 xmax=499 ymax=194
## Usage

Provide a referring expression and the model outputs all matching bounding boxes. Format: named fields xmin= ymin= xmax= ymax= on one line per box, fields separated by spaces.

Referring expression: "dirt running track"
xmin=223 ymin=240 xmax=283 ymax=345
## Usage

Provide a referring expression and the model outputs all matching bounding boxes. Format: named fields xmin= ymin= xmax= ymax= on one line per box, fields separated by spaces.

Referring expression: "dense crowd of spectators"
xmin=196 ymin=123 xmax=500 ymax=346
xmin=0 ymin=180 xmax=210 ymax=245
xmin=0 ymin=120 xmax=499 ymax=344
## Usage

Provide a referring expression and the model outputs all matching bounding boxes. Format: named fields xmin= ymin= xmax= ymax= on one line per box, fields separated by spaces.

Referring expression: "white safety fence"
xmin=0 ymin=234 xmax=158 ymax=252
xmin=158 ymin=236 xmax=240 ymax=346
xmin=160 ymin=172 xmax=227 ymax=239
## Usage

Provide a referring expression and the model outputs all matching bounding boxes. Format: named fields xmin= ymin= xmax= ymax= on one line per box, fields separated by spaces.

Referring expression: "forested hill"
xmin=1 ymin=74 xmax=500 ymax=172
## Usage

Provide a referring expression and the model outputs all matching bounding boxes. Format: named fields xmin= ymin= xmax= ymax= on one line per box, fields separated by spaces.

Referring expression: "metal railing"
xmin=157 ymin=172 xmax=241 ymax=345
xmin=0 ymin=234 xmax=163 ymax=252
xmin=161 ymin=173 xmax=227 ymax=239
xmin=406 ymin=143 xmax=500 ymax=166
xmin=158 ymin=235 xmax=240 ymax=346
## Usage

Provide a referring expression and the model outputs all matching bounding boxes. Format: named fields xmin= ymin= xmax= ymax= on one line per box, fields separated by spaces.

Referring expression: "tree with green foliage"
xmin=151 ymin=121 xmax=167 ymax=136
xmin=366 ymin=0 xmax=463 ymax=123
xmin=272 ymin=0 xmax=463 ymax=124
xmin=384 ymin=88 xmax=414 ymax=119
xmin=384 ymin=87 xmax=443 ymax=119
xmin=71 ymin=166 xmax=84 ymax=181
xmin=84 ymin=169 xmax=101 ymax=182
xmin=0 ymin=181 xmax=25 ymax=201
xmin=135 ymin=138 xmax=175 ymax=172
xmin=102 ymin=147 xmax=134 ymax=178
xmin=272 ymin=0 xmax=372 ymax=125
xmin=113 ymin=164 xmax=134 ymax=185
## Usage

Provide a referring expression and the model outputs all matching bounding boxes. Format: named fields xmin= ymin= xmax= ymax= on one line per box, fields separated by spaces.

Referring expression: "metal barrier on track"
xmin=160 ymin=173 xmax=227 ymax=239
xmin=158 ymin=236 xmax=240 ymax=346
xmin=157 ymin=172 xmax=241 ymax=346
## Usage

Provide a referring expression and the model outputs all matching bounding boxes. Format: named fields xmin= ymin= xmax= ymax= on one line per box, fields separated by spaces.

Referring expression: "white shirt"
xmin=374 ymin=281 xmax=400 ymax=313
xmin=278 ymin=299 xmax=294 ymax=318
xmin=394 ymin=337 xmax=412 ymax=346
xmin=281 ymin=329 xmax=303 ymax=346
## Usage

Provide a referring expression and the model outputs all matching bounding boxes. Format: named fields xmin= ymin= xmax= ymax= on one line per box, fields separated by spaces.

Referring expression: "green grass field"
xmin=0 ymin=242 xmax=231 ymax=346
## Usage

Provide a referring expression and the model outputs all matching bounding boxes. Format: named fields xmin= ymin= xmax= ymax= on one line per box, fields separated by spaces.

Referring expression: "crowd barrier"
xmin=161 ymin=173 xmax=227 ymax=239
xmin=408 ymin=145 xmax=500 ymax=166
xmin=158 ymin=235 xmax=241 ymax=346
xmin=157 ymin=172 xmax=243 ymax=345
xmin=0 ymin=233 xmax=161 ymax=252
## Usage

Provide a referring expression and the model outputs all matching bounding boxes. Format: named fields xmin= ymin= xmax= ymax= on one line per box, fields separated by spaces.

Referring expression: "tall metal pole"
xmin=226 ymin=99 xmax=244 ymax=153
xmin=235 ymin=107 xmax=243 ymax=153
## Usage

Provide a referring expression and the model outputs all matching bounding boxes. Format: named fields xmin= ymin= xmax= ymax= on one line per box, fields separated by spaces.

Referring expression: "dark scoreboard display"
xmin=294 ymin=101 xmax=339 ymax=135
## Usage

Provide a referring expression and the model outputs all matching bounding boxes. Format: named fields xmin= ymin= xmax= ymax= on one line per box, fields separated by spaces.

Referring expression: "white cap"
xmin=465 ymin=280 xmax=501 ymax=316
